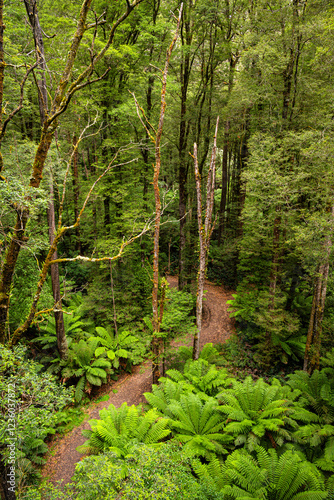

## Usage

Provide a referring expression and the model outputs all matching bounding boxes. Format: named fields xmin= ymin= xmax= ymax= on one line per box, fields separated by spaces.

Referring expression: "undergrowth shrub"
xmin=0 ymin=345 xmax=73 ymax=492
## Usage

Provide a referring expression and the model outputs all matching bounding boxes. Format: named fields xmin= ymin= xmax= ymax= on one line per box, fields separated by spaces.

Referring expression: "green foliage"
xmin=54 ymin=406 xmax=86 ymax=435
xmin=168 ymin=343 xmax=225 ymax=370
xmin=166 ymin=393 xmax=232 ymax=458
xmin=159 ymin=288 xmax=196 ymax=338
xmin=194 ymin=447 xmax=327 ymax=500
xmin=227 ymin=289 xmax=302 ymax=369
xmin=84 ymin=259 xmax=152 ymax=331
xmin=0 ymin=345 xmax=73 ymax=489
xmin=9 ymin=251 xmax=53 ymax=333
xmin=33 ymin=312 xmax=90 ymax=354
xmin=24 ymin=442 xmax=222 ymax=499
xmin=115 ymin=443 xmax=219 ymax=500
xmin=288 ymin=369 xmax=334 ymax=471
xmin=217 ymin=376 xmax=310 ymax=451
xmin=92 ymin=326 xmax=139 ymax=369
xmin=78 ymin=402 xmax=170 ymax=456
xmin=144 ymin=377 xmax=186 ymax=415
xmin=61 ymin=339 xmax=112 ymax=402
xmin=166 ymin=358 xmax=233 ymax=399
xmin=288 ymin=370 xmax=334 ymax=424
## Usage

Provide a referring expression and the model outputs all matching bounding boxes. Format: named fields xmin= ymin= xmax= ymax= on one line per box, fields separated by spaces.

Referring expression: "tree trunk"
xmin=193 ymin=117 xmax=219 ymax=360
xmin=47 ymin=179 xmax=68 ymax=359
xmin=24 ymin=0 xmax=68 ymax=359
xmin=304 ymin=206 xmax=333 ymax=374
xmin=217 ymin=121 xmax=229 ymax=245
xmin=72 ymin=134 xmax=81 ymax=251
xmin=23 ymin=0 xmax=48 ymax=123
xmin=0 ymin=0 xmax=5 ymax=177
xmin=0 ymin=209 xmax=29 ymax=343
xmin=151 ymin=7 xmax=182 ymax=384
xmin=178 ymin=2 xmax=193 ymax=291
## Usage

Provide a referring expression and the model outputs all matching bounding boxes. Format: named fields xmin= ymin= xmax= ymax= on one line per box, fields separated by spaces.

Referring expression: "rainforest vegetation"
xmin=1 ymin=0 xmax=334 ymax=498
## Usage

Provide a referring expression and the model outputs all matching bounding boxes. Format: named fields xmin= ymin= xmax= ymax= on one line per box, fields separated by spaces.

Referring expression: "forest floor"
xmin=41 ymin=276 xmax=235 ymax=487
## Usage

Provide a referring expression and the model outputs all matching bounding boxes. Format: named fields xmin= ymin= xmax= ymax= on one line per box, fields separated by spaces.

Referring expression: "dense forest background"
xmin=1 ymin=0 xmax=334 ymax=498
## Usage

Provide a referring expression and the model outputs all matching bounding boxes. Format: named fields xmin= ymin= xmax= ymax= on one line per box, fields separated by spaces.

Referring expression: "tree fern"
xmin=78 ymin=403 xmax=170 ymax=457
xmin=166 ymin=358 xmax=233 ymax=399
xmin=217 ymin=377 xmax=295 ymax=451
xmin=60 ymin=339 xmax=112 ymax=402
xmin=92 ymin=327 xmax=139 ymax=369
xmin=144 ymin=378 xmax=186 ymax=416
xmin=166 ymin=393 xmax=232 ymax=458
xmin=288 ymin=369 xmax=334 ymax=472
xmin=288 ymin=369 xmax=334 ymax=423
xmin=194 ymin=447 xmax=327 ymax=500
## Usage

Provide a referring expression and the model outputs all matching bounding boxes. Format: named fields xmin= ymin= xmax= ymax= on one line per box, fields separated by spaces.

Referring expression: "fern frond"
xmin=75 ymin=375 xmax=86 ymax=402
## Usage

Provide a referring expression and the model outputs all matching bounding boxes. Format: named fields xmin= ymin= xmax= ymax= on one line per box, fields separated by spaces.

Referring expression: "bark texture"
xmin=0 ymin=0 xmax=142 ymax=343
xmin=193 ymin=117 xmax=219 ymax=360
xmin=303 ymin=206 xmax=333 ymax=374
xmin=151 ymin=6 xmax=182 ymax=384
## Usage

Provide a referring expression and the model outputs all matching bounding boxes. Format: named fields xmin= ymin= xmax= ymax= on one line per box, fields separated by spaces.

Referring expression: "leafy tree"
xmin=23 ymin=443 xmax=224 ymax=499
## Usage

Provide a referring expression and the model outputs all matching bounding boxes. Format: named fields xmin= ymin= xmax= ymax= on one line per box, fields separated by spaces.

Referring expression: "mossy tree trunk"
xmin=24 ymin=0 xmax=68 ymax=359
xmin=0 ymin=0 xmax=142 ymax=344
xmin=193 ymin=117 xmax=219 ymax=360
xmin=151 ymin=7 xmax=182 ymax=384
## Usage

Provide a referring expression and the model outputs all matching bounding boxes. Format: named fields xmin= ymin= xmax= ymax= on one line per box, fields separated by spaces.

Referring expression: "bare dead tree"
xmin=192 ymin=116 xmax=219 ymax=360
xmin=131 ymin=4 xmax=183 ymax=384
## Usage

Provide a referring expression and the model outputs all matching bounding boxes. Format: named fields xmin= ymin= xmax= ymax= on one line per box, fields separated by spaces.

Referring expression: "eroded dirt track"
xmin=42 ymin=277 xmax=235 ymax=486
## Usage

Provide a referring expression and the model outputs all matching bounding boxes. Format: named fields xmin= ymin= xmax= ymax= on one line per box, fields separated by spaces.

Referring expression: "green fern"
xmin=217 ymin=377 xmax=301 ymax=451
xmin=91 ymin=327 xmax=139 ymax=369
xmin=288 ymin=369 xmax=334 ymax=472
xmin=144 ymin=378 xmax=186 ymax=416
xmin=166 ymin=358 xmax=233 ymax=399
xmin=166 ymin=392 xmax=232 ymax=458
xmin=61 ymin=339 xmax=112 ymax=402
xmin=288 ymin=369 xmax=334 ymax=423
xmin=77 ymin=402 xmax=170 ymax=457
xmin=194 ymin=447 xmax=327 ymax=500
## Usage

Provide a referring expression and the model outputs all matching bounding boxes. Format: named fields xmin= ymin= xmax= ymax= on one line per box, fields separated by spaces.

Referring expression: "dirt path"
xmin=42 ymin=277 xmax=235 ymax=486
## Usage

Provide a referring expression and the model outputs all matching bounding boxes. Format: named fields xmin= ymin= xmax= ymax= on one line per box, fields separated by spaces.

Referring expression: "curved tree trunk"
xmin=24 ymin=0 xmax=68 ymax=359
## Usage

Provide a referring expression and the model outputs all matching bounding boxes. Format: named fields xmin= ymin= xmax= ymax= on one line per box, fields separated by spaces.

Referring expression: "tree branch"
xmin=0 ymin=62 xmax=38 ymax=141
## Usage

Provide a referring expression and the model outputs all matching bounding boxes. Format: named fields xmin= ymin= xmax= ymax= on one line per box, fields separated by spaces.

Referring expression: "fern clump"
xmin=217 ymin=376 xmax=300 ymax=450
xmin=61 ymin=338 xmax=112 ymax=402
xmin=78 ymin=402 xmax=170 ymax=457
xmin=194 ymin=447 xmax=327 ymax=500
xmin=288 ymin=369 xmax=334 ymax=472
xmin=166 ymin=358 xmax=233 ymax=399
xmin=144 ymin=378 xmax=186 ymax=416
xmin=92 ymin=327 xmax=139 ymax=369
xmin=166 ymin=392 xmax=232 ymax=458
